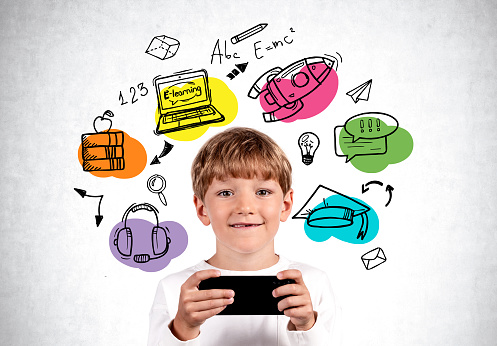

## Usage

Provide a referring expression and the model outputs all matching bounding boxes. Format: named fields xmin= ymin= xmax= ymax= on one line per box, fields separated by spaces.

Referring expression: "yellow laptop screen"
xmin=155 ymin=70 xmax=210 ymax=113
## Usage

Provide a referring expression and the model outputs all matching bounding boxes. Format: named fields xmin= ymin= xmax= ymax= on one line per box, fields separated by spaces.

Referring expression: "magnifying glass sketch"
xmin=147 ymin=174 xmax=167 ymax=206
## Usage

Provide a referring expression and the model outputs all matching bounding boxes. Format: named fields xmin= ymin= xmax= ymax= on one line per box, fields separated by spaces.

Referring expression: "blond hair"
xmin=191 ymin=127 xmax=292 ymax=200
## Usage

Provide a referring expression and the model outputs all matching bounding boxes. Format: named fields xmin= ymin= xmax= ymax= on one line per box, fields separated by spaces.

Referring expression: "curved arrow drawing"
xmin=74 ymin=188 xmax=104 ymax=226
xmin=361 ymin=181 xmax=394 ymax=207
xmin=385 ymin=185 xmax=394 ymax=207
xmin=362 ymin=180 xmax=383 ymax=194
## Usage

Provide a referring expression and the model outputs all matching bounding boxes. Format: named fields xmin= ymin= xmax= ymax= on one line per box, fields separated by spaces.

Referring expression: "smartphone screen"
xmin=199 ymin=276 xmax=295 ymax=315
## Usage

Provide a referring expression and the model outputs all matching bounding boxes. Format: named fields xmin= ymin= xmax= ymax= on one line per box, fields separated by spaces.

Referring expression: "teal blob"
xmin=303 ymin=195 xmax=379 ymax=244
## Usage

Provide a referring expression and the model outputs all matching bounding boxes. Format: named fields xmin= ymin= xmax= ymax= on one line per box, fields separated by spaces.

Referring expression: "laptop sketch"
xmin=154 ymin=69 xmax=225 ymax=134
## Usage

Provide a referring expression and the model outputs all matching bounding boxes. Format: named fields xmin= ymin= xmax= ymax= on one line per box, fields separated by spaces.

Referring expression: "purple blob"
xmin=109 ymin=218 xmax=188 ymax=272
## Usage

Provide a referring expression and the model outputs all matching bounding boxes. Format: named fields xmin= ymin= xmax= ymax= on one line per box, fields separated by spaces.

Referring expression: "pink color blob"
xmin=259 ymin=66 xmax=339 ymax=123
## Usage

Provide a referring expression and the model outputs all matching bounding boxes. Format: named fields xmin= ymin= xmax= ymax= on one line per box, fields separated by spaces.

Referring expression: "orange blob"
xmin=78 ymin=129 xmax=147 ymax=179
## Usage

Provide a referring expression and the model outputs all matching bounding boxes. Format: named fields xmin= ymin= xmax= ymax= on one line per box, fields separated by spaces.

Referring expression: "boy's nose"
xmin=235 ymin=195 xmax=255 ymax=215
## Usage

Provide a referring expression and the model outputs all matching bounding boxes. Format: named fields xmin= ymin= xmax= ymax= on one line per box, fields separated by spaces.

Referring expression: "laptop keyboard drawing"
xmin=154 ymin=69 xmax=225 ymax=134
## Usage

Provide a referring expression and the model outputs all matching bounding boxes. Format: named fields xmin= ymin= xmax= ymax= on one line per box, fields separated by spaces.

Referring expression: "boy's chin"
xmin=227 ymin=240 xmax=275 ymax=255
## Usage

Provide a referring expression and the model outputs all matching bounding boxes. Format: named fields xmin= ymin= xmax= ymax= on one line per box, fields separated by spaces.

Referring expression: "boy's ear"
xmin=280 ymin=188 xmax=294 ymax=222
xmin=193 ymin=194 xmax=211 ymax=226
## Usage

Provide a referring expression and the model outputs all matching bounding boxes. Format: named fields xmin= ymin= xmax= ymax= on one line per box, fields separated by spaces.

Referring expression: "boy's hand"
xmin=171 ymin=270 xmax=235 ymax=341
xmin=273 ymin=269 xmax=316 ymax=331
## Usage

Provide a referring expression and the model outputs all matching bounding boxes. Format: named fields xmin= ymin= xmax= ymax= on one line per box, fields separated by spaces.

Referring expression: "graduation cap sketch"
xmin=292 ymin=185 xmax=370 ymax=239
xmin=346 ymin=79 xmax=372 ymax=103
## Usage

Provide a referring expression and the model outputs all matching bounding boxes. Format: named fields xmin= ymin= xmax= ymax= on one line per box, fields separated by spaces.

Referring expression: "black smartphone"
xmin=199 ymin=276 xmax=295 ymax=315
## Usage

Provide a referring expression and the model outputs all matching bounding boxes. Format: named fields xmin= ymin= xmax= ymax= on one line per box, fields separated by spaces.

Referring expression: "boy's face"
xmin=194 ymin=176 xmax=293 ymax=257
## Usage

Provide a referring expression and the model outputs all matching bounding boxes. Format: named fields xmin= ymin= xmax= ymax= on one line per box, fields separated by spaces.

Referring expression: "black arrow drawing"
xmin=361 ymin=180 xmax=383 ymax=194
xmin=74 ymin=188 xmax=104 ymax=226
xmin=361 ymin=181 xmax=394 ymax=207
xmin=385 ymin=185 xmax=394 ymax=207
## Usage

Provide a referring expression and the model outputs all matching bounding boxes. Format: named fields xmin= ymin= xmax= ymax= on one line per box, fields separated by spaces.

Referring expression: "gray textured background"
xmin=1 ymin=0 xmax=496 ymax=345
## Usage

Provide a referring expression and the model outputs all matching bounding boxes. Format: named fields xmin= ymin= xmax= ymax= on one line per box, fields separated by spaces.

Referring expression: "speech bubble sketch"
xmin=344 ymin=112 xmax=398 ymax=142
xmin=154 ymin=70 xmax=238 ymax=141
xmin=335 ymin=126 xmax=387 ymax=162
xmin=110 ymin=203 xmax=188 ymax=272
xmin=247 ymin=56 xmax=339 ymax=123
xmin=334 ymin=112 xmax=413 ymax=173
xmin=292 ymin=185 xmax=379 ymax=243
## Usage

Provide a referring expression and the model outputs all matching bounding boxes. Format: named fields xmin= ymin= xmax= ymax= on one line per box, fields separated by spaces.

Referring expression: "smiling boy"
xmin=148 ymin=127 xmax=338 ymax=345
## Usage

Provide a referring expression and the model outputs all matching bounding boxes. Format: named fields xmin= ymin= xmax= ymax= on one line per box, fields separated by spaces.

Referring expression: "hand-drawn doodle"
xmin=253 ymin=27 xmax=296 ymax=60
xmin=248 ymin=56 xmax=339 ymax=123
xmin=227 ymin=62 xmax=248 ymax=80
xmin=154 ymin=69 xmax=225 ymax=134
xmin=93 ymin=110 xmax=114 ymax=133
xmin=158 ymin=140 xmax=174 ymax=158
xmin=145 ymin=35 xmax=180 ymax=60
xmin=153 ymin=69 xmax=238 ymax=141
xmin=149 ymin=140 xmax=174 ymax=165
xmin=150 ymin=156 xmax=160 ymax=165
xmin=231 ymin=23 xmax=268 ymax=44
xmin=292 ymin=185 xmax=379 ymax=243
xmin=81 ymin=130 xmax=125 ymax=171
xmin=210 ymin=39 xmax=241 ymax=64
xmin=346 ymin=79 xmax=372 ymax=103
xmin=74 ymin=188 xmax=104 ymax=226
xmin=147 ymin=174 xmax=167 ymax=206
xmin=78 ymin=129 xmax=147 ymax=179
xmin=334 ymin=111 xmax=413 ymax=173
xmin=79 ymin=109 xmax=146 ymax=178
xmin=298 ymin=132 xmax=320 ymax=165
xmin=361 ymin=247 xmax=387 ymax=270
xmin=361 ymin=181 xmax=394 ymax=207
xmin=119 ymin=82 xmax=148 ymax=106
xmin=110 ymin=203 xmax=188 ymax=272
xmin=361 ymin=180 xmax=383 ymax=193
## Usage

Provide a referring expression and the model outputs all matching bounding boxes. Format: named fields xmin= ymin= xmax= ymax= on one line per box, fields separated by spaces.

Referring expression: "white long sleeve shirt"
xmin=148 ymin=256 xmax=340 ymax=345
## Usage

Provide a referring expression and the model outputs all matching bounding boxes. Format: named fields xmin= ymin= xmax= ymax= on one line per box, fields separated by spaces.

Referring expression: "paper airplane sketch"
xmin=146 ymin=35 xmax=180 ymax=60
xmin=346 ymin=79 xmax=372 ymax=103
xmin=361 ymin=247 xmax=386 ymax=270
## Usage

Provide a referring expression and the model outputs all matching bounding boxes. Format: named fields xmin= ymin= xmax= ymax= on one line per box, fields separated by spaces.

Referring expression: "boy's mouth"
xmin=230 ymin=223 xmax=262 ymax=228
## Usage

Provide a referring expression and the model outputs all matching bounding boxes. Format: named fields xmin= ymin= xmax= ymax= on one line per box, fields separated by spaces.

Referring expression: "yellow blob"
xmin=154 ymin=78 xmax=238 ymax=141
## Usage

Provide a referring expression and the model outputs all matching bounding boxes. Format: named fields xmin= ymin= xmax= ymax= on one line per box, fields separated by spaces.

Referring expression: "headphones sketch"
xmin=113 ymin=203 xmax=171 ymax=263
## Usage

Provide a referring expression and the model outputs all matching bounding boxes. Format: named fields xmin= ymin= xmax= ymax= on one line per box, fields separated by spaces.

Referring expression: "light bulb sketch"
xmin=298 ymin=132 xmax=320 ymax=165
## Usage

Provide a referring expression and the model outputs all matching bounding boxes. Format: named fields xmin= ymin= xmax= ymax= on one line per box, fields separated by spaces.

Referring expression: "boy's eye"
xmin=218 ymin=190 xmax=233 ymax=197
xmin=256 ymin=189 xmax=271 ymax=196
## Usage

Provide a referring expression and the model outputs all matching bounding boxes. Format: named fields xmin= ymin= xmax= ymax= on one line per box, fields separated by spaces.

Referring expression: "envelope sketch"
xmin=361 ymin=247 xmax=386 ymax=270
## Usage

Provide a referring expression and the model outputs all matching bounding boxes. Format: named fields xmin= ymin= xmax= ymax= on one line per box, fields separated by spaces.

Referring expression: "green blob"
xmin=349 ymin=127 xmax=414 ymax=173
